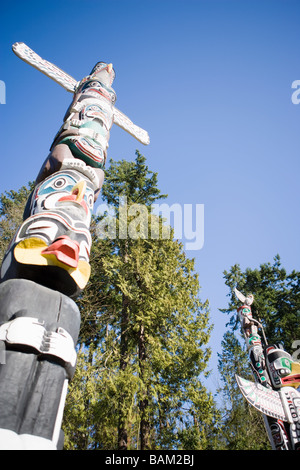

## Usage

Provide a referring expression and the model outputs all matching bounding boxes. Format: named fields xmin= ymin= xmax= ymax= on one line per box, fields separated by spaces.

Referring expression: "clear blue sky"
xmin=1 ymin=0 xmax=300 ymax=396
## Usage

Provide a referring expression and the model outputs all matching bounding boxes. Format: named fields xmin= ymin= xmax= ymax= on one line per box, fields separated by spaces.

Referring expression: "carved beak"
xmin=70 ymin=180 xmax=86 ymax=202
xmin=42 ymin=235 xmax=80 ymax=268
xmin=58 ymin=181 xmax=88 ymax=213
xmin=107 ymin=63 xmax=113 ymax=73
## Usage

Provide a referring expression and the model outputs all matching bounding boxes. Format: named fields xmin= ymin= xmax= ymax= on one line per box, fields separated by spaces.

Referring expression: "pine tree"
xmin=63 ymin=151 xmax=216 ymax=450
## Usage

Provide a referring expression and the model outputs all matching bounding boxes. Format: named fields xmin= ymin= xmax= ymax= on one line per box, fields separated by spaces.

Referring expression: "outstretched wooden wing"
xmin=235 ymin=374 xmax=290 ymax=422
xmin=12 ymin=42 xmax=150 ymax=145
xmin=12 ymin=42 xmax=78 ymax=92
xmin=113 ymin=107 xmax=150 ymax=145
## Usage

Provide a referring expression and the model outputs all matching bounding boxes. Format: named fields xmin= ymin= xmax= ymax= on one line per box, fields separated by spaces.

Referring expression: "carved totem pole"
xmin=234 ymin=288 xmax=300 ymax=450
xmin=0 ymin=43 xmax=149 ymax=450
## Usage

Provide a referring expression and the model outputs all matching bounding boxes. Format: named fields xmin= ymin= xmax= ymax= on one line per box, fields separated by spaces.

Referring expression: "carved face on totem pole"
xmin=0 ymin=161 xmax=97 ymax=297
xmin=52 ymin=61 xmax=116 ymax=170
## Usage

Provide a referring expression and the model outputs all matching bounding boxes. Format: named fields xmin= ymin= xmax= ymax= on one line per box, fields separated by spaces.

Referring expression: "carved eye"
xmin=87 ymin=193 xmax=94 ymax=208
xmin=84 ymin=81 xmax=101 ymax=90
xmin=53 ymin=177 xmax=67 ymax=189
xmin=89 ymin=81 xmax=100 ymax=88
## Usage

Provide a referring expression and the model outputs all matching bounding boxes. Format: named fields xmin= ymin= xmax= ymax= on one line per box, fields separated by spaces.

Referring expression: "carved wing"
xmin=12 ymin=42 xmax=150 ymax=145
xmin=12 ymin=42 xmax=78 ymax=93
xmin=235 ymin=375 xmax=289 ymax=422
xmin=113 ymin=107 xmax=150 ymax=145
xmin=234 ymin=288 xmax=246 ymax=304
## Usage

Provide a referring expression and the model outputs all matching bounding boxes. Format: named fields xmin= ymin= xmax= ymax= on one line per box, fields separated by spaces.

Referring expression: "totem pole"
xmin=0 ymin=43 xmax=149 ymax=450
xmin=234 ymin=288 xmax=300 ymax=450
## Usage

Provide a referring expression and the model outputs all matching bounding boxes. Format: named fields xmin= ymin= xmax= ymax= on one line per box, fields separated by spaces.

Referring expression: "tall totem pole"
xmin=0 ymin=43 xmax=149 ymax=450
xmin=234 ymin=288 xmax=300 ymax=450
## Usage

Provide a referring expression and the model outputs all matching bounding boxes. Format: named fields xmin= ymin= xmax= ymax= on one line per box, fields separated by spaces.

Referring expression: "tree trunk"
xmin=118 ymin=292 xmax=129 ymax=450
xmin=139 ymin=323 xmax=150 ymax=450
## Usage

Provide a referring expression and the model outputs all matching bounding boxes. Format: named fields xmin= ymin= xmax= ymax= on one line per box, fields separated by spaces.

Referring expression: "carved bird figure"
xmin=234 ymin=287 xmax=254 ymax=306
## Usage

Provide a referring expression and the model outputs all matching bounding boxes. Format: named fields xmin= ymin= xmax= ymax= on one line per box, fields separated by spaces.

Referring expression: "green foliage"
xmin=0 ymin=154 xmax=217 ymax=450
xmin=101 ymin=151 xmax=167 ymax=207
xmin=0 ymin=182 xmax=35 ymax=262
xmin=216 ymin=255 xmax=300 ymax=450
xmin=221 ymin=254 xmax=300 ymax=352
xmin=216 ymin=332 xmax=270 ymax=450
xmin=63 ymin=152 xmax=216 ymax=449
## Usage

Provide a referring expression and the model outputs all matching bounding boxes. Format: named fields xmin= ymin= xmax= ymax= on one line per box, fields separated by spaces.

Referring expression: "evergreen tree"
xmin=63 ymin=151 xmax=217 ymax=450
xmin=0 ymin=183 xmax=35 ymax=260
xmin=216 ymin=332 xmax=270 ymax=450
xmin=221 ymin=255 xmax=300 ymax=353
xmin=0 ymin=155 xmax=218 ymax=450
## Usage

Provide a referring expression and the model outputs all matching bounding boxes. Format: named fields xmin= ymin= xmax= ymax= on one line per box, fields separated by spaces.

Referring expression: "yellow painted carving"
xmin=14 ymin=237 xmax=90 ymax=288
